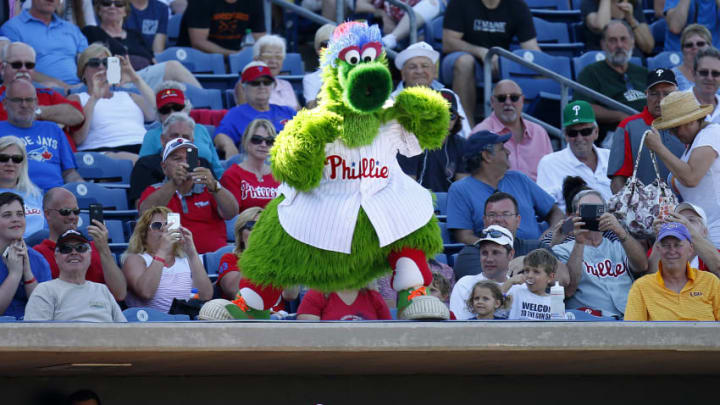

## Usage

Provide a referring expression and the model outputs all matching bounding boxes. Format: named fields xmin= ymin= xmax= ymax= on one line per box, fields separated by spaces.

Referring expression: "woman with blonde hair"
xmin=216 ymin=206 xmax=263 ymax=299
xmin=0 ymin=136 xmax=44 ymax=237
xmin=122 ymin=206 xmax=212 ymax=312
xmin=672 ymin=24 xmax=714 ymax=92
xmin=68 ymin=43 xmax=156 ymax=162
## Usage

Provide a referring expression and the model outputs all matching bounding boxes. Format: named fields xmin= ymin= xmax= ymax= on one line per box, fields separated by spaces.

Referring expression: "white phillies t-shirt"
xmin=278 ymin=120 xmax=433 ymax=253
xmin=507 ymin=284 xmax=552 ymax=320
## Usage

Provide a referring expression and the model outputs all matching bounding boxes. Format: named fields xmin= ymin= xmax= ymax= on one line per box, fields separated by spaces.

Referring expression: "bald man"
xmin=472 ymin=80 xmax=553 ymax=181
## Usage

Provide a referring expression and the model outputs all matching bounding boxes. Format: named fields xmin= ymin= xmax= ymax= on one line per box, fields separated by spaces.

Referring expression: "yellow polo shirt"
xmin=625 ymin=263 xmax=720 ymax=321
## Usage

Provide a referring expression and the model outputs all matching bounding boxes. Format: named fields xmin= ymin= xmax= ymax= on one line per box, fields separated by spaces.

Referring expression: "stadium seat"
xmin=193 ymin=74 xmax=239 ymax=91
xmin=0 ymin=316 xmax=17 ymax=322
xmin=224 ymin=89 xmax=236 ymax=109
xmin=167 ymin=13 xmax=182 ymax=47
xmin=526 ymin=0 xmax=569 ymax=10
xmin=281 ymin=53 xmax=305 ymax=76
xmin=646 ymin=51 xmax=682 ymax=71
xmin=63 ymin=182 xmax=128 ymax=211
xmin=123 ymin=307 xmax=191 ymax=322
xmin=449 ymin=253 xmax=458 ymax=268
xmin=74 ymin=152 xmax=133 ymax=187
xmin=422 ymin=15 xmax=444 ymax=52
xmin=572 ymin=51 xmax=643 ymax=79
xmin=226 ymin=215 xmax=238 ymax=242
xmin=530 ymin=9 xmax=582 ymax=24
xmin=650 ymin=19 xmax=666 ymax=52
xmin=434 ymin=253 xmax=447 ymax=265
xmin=25 ymin=229 xmax=49 ymax=247
xmin=202 ymin=244 xmax=235 ymax=277
xmin=438 ymin=221 xmax=452 ymax=244
xmin=156 ymin=47 xmax=226 ymax=74
xmin=499 ymin=50 xmax=572 ymax=104
xmin=434 ymin=192 xmax=448 ymax=215
xmin=531 ymin=17 xmax=585 ymax=57
xmin=228 ymin=47 xmax=256 ymax=74
xmin=77 ymin=214 xmax=125 ymax=243
xmin=185 ymin=85 xmax=223 ymax=110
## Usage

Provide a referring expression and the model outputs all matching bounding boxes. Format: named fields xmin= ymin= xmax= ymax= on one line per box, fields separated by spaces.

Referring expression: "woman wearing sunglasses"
xmin=690 ymin=47 xmax=720 ymax=123
xmin=672 ymin=24 xmax=713 ymax=92
xmin=122 ymin=206 xmax=212 ymax=312
xmin=220 ymin=119 xmax=280 ymax=212
xmin=0 ymin=136 xmax=44 ymax=238
xmin=69 ymin=44 xmax=155 ymax=162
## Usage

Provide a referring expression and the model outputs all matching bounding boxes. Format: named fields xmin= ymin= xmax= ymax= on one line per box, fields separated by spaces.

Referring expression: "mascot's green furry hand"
xmin=390 ymin=86 xmax=450 ymax=151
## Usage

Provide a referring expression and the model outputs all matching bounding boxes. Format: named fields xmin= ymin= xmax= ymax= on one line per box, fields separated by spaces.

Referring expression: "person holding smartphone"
xmin=551 ymin=189 xmax=648 ymax=319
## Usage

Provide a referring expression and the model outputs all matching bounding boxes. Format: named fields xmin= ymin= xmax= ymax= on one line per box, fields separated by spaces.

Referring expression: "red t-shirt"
xmin=33 ymin=239 xmax=106 ymax=283
xmin=216 ymin=252 xmax=285 ymax=310
xmin=611 ymin=107 xmax=654 ymax=178
xmin=138 ymin=185 xmax=226 ymax=254
xmin=298 ymin=289 xmax=392 ymax=320
xmin=220 ymin=165 xmax=280 ymax=212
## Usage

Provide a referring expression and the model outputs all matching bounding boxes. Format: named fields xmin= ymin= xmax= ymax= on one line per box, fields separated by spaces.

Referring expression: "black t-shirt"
xmin=81 ymin=25 xmax=154 ymax=71
xmin=398 ymin=134 xmax=467 ymax=193
xmin=443 ymin=0 xmax=536 ymax=50
xmin=177 ymin=0 xmax=265 ymax=50
xmin=580 ymin=0 xmax=646 ymax=51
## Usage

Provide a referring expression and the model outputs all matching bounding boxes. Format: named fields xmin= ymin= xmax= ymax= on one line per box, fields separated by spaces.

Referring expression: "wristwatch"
xmin=34 ymin=107 xmax=42 ymax=116
xmin=211 ymin=180 xmax=223 ymax=193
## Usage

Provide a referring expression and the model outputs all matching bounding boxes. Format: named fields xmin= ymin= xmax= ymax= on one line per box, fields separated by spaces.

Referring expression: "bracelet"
xmin=153 ymin=256 xmax=166 ymax=266
xmin=23 ymin=276 xmax=36 ymax=285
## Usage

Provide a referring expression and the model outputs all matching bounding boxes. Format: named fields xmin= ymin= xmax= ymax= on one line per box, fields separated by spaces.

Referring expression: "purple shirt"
xmin=472 ymin=112 xmax=553 ymax=181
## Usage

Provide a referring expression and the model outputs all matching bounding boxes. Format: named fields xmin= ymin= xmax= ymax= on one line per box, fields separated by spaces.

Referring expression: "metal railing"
xmin=483 ymin=47 xmax=638 ymax=142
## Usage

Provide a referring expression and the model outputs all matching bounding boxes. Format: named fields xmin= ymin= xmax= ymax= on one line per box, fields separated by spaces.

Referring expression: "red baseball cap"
xmin=241 ymin=61 xmax=275 ymax=84
xmin=156 ymin=88 xmax=185 ymax=109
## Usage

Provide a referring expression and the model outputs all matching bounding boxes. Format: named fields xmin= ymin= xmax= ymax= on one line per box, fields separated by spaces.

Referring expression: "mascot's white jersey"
xmin=277 ymin=120 xmax=434 ymax=253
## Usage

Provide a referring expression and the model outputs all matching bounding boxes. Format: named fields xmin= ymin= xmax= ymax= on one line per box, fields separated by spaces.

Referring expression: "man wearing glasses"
xmin=0 ymin=42 xmax=84 ymax=127
xmin=0 ymin=79 xmax=84 ymax=192
xmin=473 ymin=80 xmax=553 ymax=181
xmin=34 ymin=188 xmax=127 ymax=301
xmin=607 ymin=68 xmax=685 ymax=194
xmin=537 ymin=100 xmax=613 ymax=212
xmin=25 ymin=229 xmax=126 ymax=322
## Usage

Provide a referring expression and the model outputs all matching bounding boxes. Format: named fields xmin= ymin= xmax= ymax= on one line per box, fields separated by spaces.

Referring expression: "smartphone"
xmin=89 ymin=203 xmax=104 ymax=225
xmin=106 ymin=56 xmax=121 ymax=85
xmin=167 ymin=212 xmax=181 ymax=231
xmin=579 ymin=203 xmax=605 ymax=231
xmin=186 ymin=147 xmax=198 ymax=172
xmin=2 ymin=246 xmax=8 ymax=260
xmin=561 ymin=217 xmax=574 ymax=234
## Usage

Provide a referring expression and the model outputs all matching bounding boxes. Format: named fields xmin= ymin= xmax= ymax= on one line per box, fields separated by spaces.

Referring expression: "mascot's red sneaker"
xmin=389 ymin=248 xmax=449 ymax=320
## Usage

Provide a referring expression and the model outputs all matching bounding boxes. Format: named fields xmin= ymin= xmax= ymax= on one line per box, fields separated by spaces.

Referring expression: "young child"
xmin=428 ymin=272 xmax=451 ymax=304
xmin=465 ymin=280 xmax=509 ymax=320
xmin=502 ymin=248 xmax=557 ymax=321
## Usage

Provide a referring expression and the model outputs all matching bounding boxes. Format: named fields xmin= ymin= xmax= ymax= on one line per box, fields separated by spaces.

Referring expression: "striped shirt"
xmin=125 ymin=254 xmax=193 ymax=313
xmin=277 ymin=120 xmax=433 ymax=253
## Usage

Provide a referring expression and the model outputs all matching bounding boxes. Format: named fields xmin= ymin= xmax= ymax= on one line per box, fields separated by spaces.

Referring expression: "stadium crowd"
xmin=0 ymin=0 xmax=719 ymax=322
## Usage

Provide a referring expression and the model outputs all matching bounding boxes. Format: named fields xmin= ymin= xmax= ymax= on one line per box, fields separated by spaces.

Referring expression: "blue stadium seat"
xmin=646 ymin=51 xmax=682 ymax=71
xmin=123 ymin=307 xmax=191 ymax=322
xmin=63 ymin=182 xmax=128 ymax=211
xmin=224 ymin=88 xmax=236 ymax=108
xmin=74 ymin=152 xmax=133 ymax=187
xmin=573 ymin=51 xmax=643 ymax=79
xmin=526 ymin=0 xmax=569 ymax=10
xmin=650 ymin=19 xmax=666 ymax=52
xmin=25 ymin=229 xmax=49 ymax=247
xmin=280 ymin=53 xmax=305 ymax=75
xmin=530 ymin=9 xmax=582 ymax=24
xmin=228 ymin=48 xmax=256 ymax=74
xmin=77 ymin=214 xmax=125 ymax=243
xmin=422 ymin=15 xmax=444 ymax=52
xmin=532 ymin=17 xmax=585 ymax=57
xmin=438 ymin=221 xmax=452 ymax=244
xmin=0 ymin=316 xmax=17 ymax=322
xmin=434 ymin=192 xmax=448 ymax=215
xmin=156 ymin=47 xmax=226 ymax=74
xmin=226 ymin=215 xmax=238 ymax=242
xmin=193 ymin=74 xmax=239 ymax=91
xmin=185 ymin=85 xmax=223 ymax=110
xmin=434 ymin=253 xmax=447 ymax=265
xmin=499 ymin=50 xmax=572 ymax=104
xmin=202 ymin=244 xmax=235 ymax=276
xmin=167 ymin=13 xmax=182 ymax=47
xmin=449 ymin=253 xmax=458 ymax=268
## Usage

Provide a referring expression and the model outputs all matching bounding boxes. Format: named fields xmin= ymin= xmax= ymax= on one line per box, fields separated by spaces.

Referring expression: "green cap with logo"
xmin=563 ymin=100 xmax=596 ymax=127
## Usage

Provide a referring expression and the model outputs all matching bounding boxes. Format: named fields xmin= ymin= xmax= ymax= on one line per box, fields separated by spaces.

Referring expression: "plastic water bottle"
xmin=550 ymin=282 xmax=565 ymax=320
xmin=189 ymin=288 xmax=199 ymax=300
xmin=240 ymin=28 xmax=255 ymax=50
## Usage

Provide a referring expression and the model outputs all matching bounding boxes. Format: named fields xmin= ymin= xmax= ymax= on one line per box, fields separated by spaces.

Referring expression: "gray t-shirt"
xmin=24 ymin=279 xmax=126 ymax=322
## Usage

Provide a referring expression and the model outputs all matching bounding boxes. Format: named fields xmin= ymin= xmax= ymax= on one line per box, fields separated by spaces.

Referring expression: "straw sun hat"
xmin=652 ymin=91 xmax=713 ymax=130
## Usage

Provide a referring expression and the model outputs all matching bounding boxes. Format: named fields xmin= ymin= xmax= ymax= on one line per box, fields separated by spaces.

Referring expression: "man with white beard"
xmin=576 ymin=19 xmax=648 ymax=144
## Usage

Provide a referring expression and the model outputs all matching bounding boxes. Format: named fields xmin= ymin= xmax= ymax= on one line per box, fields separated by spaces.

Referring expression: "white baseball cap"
xmin=475 ymin=225 xmax=514 ymax=248
xmin=675 ymin=202 xmax=707 ymax=227
xmin=394 ymin=41 xmax=439 ymax=70
xmin=162 ymin=137 xmax=197 ymax=162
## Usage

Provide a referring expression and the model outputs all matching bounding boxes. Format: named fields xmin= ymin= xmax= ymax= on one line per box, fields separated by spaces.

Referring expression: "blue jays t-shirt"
xmin=124 ymin=0 xmax=169 ymax=50
xmin=446 ymin=171 xmax=556 ymax=240
xmin=214 ymin=103 xmax=296 ymax=148
xmin=0 ymin=248 xmax=51 ymax=319
xmin=0 ymin=122 xmax=77 ymax=192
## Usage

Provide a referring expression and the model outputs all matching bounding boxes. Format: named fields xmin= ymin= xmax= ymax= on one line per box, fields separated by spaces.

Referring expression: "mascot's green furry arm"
xmin=228 ymin=21 xmax=452 ymax=320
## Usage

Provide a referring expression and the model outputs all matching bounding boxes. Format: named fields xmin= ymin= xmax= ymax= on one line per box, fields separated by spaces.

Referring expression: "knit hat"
xmin=198 ymin=299 xmax=234 ymax=320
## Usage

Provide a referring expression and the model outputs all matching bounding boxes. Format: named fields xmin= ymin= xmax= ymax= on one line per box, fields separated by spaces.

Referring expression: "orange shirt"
xmin=625 ymin=263 xmax=720 ymax=321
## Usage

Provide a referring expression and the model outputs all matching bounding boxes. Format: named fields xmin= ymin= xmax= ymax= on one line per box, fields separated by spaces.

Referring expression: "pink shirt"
xmin=472 ymin=113 xmax=553 ymax=181
xmin=270 ymin=79 xmax=300 ymax=111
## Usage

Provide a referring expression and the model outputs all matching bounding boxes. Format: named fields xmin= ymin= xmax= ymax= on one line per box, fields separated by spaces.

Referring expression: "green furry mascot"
xmin=228 ymin=21 xmax=450 ymax=320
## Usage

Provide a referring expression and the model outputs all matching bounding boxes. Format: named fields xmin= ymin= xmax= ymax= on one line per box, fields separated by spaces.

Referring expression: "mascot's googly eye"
xmin=338 ymin=46 xmax=361 ymax=65
xmin=360 ymin=42 xmax=381 ymax=63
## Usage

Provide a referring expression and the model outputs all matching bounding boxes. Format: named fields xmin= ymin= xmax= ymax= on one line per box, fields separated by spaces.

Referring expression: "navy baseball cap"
xmin=464 ymin=130 xmax=510 ymax=158
xmin=657 ymin=222 xmax=692 ymax=242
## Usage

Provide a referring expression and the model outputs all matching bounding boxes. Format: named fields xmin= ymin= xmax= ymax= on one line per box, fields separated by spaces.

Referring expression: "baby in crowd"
xmin=502 ymin=249 xmax=557 ymax=320
xmin=466 ymin=280 xmax=509 ymax=320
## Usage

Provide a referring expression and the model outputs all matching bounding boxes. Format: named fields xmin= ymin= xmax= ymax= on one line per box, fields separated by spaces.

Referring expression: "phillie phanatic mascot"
xmin=227 ymin=21 xmax=450 ymax=320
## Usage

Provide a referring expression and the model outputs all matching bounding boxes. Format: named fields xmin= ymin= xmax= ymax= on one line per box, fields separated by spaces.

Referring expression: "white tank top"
xmin=76 ymin=91 xmax=146 ymax=150
xmin=125 ymin=254 xmax=193 ymax=313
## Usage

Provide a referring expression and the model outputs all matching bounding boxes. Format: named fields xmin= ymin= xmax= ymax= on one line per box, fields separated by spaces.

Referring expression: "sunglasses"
xmin=0 ymin=154 xmax=23 ymax=163
xmin=566 ymin=127 xmax=595 ymax=138
xmin=319 ymin=40 xmax=329 ymax=48
xmin=86 ymin=58 xmax=109 ymax=69
xmin=100 ymin=0 xmax=125 ymax=7
xmin=8 ymin=61 xmax=35 ymax=69
xmin=247 ymin=80 xmax=274 ymax=87
xmin=158 ymin=103 xmax=185 ymax=115
xmin=149 ymin=221 xmax=167 ymax=231
xmin=683 ymin=41 xmax=707 ymax=49
xmin=698 ymin=69 xmax=720 ymax=78
xmin=480 ymin=229 xmax=511 ymax=239
xmin=494 ymin=94 xmax=521 ymax=103
xmin=243 ymin=221 xmax=256 ymax=231
xmin=7 ymin=97 xmax=35 ymax=104
xmin=250 ymin=135 xmax=274 ymax=146
xmin=57 ymin=243 xmax=91 ymax=254
xmin=49 ymin=208 xmax=81 ymax=216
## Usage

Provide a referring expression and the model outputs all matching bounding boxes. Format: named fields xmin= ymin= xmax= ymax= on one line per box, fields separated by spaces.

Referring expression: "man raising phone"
xmin=137 ymin=138 xmax=238 ymax=253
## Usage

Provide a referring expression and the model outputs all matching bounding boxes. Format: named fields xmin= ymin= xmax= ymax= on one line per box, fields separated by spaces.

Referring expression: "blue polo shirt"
xmin=214 ymin=103 xmax=296 ymax=148
xmin=446 ymin=171 xmax=556 ymax=240
xmin=0 ymin=248 xmax=51 ymax=319
xmin=1 ymin=10 xmax=89 ymax=85
xmin=0 ymin=121 xmax=77 ymax=192
xmin=663 ymin=0 xmax=720 ymax=52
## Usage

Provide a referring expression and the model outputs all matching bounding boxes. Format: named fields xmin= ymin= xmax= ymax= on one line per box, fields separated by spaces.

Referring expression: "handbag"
xmin=607 ymin=130 xmax=678 ymax=239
